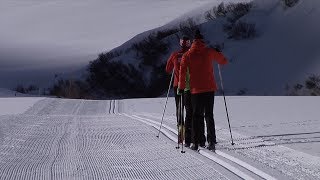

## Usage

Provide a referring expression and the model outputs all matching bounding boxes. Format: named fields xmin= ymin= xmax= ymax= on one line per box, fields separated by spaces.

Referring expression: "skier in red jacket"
xmin=166 ymin=36 xmax=192 ymax=146
xmin=178 ymin=30 xmax=228 ymax=151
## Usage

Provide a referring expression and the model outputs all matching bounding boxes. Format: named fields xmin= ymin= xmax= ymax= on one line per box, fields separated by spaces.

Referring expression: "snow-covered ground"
xmin=0 ymin=88 xmax=44 ymax=115
xmin=0 ymin=0 xmax=216 ymax=88
xmin=0 ymin=97 xmax=43 ymax=116
xmin=124 ymin=96 xmax=320 ymax=157
xmin=0 ymin=96 xmax=319 ymax=179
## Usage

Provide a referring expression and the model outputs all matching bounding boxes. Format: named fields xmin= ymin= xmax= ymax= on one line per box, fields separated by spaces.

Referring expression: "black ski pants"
xmin=191 ymin=91 xmax=216 ymax=146
xmin=174 ymin=87 xmax=192 ymax=144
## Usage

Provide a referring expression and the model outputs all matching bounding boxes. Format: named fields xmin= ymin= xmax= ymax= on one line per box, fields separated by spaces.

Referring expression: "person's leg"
xmin=174 ymin=87 xmax=180 ymax=125
xmin=191 ymin=93 xmax=205 ymax=150
xmin=197 ymin=93 xmax=206 ymax=147
xmin=184 ymin=90 xmax=192 ymax=146
xmin=181 ymin=91 xmax=185 ymax=126
xmin=204 ymin=92 xmax=216 ymax=149
xmin=178 ymin=91 xmax=185 ymax=143
xmin=204 ymin=93 xmax=211 ymax=144
xmin=191 ymin=94 xmax=199 ymax=149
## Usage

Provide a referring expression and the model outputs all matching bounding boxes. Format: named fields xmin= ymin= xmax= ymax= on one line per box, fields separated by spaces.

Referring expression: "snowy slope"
xmin=0 ymin=0 xmax=215 ymax=89
xmin=216 ymin=0 xmax=320 ymax=94
xmin=0 ymin=96 xmax=319 ymax=179
xmin=0 ymin=88 xmax=44 ymax=115
xmin=105 ymin=0 xmax=320 ymax=95
xmin=0 ymin=88 xmax=21 ymax=97
xmin=3 ymin=0 xmax=318 ymax=96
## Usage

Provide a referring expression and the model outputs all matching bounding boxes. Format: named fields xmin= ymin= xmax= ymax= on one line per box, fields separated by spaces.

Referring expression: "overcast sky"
xmin=0 ymin=0 xmax=221 ymax=88
xmin=0 ymin=0 xmax=216 ymax=64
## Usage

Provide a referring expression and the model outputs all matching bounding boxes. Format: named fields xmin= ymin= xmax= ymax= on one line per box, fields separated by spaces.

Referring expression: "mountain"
xmin=87 ymin=0 xmax=320 ymax=97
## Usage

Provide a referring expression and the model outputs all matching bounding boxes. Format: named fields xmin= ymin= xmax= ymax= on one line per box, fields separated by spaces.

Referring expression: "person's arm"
xmin=165 ymin=52 xmax=176 ymax=73
xmin=209 ymin=48 xmax=228 ymax=65
xmin=178 ymin=54 xmax=189 ymax=90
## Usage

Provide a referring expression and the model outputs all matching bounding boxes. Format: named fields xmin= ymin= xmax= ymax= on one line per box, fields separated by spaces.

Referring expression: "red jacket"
xmin=165 ymin=49 xmax=188 ymax=88
xmin=179 ymin=40 xmax=228 ymax=94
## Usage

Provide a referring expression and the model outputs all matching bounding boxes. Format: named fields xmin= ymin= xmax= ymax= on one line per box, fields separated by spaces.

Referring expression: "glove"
xmin=213 ymin=46 xmax=222 ymax=52
xmin=177 ymin=88 xmax=184 ymax=95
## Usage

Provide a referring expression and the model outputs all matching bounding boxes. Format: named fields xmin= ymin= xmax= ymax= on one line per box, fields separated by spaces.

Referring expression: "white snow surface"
xmin=0 ymin=89 xmax=44 ymax=115
xmin=0 ymin=97 xmax=43 ymax=116
xmin=0 ymin=96 xmax=319 ymax=179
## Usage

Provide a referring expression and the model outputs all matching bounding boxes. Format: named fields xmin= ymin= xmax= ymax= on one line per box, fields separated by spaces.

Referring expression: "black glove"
xmin=177 ymin=89 xmax=184 ymax=95
xmin=213 ymin=46 xmax=222 ymax=52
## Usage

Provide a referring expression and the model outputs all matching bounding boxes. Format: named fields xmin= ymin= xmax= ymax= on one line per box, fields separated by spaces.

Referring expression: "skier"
xmin=178 ymin=30 xmax=228 ymax=151
xmin=166 ymin=36 xmax=192 ymax=147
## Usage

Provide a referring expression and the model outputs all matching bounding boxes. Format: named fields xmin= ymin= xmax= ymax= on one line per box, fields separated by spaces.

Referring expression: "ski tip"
xmin=181 ymin=151 xmax=186 ymax=153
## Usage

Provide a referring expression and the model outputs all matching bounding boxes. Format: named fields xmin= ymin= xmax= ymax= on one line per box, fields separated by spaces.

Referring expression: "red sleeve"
xmin=178 ymin=53 xmax=189 ymax=90
xmin=209 ymin=48 xmax=228 ymax=65
xmin=165 ymin=52 xmax=176 ymax=73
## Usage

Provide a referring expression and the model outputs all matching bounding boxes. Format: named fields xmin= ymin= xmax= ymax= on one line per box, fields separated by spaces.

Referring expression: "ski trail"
xmin=0 ymin=99 xmax=235 ymax=179
xmin=136 ymin=113 xmax=320 ymax=180
xmin=122 ymin=113 xmax=262 ymax=180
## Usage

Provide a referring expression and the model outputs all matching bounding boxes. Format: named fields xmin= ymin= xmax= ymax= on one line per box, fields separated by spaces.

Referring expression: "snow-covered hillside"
xmin=0 ymin=0 xmax=215 ymax=89
xmin=216 ymin=0 xmax=320 ymax=95
xmin=2 ymin=0 xmax=319 ymax=97
xmin=100 ymin=0 xmax=320 ymax=96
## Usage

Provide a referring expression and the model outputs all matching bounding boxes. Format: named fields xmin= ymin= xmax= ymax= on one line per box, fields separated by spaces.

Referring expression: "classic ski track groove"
xmin=108 ymin=100 xmax=112 ymax=114
xmin=136 ymin=113 xmax=320 ymax=180
xmin=0 ymin=99 xmax=235 ymax=180
xmin=122 ymin=113 xmax=275 ymax=180
xmin=1 ymin=98 xmax=319 ymax=179
xmin=138 ymin=114 xmax=319 ymax=149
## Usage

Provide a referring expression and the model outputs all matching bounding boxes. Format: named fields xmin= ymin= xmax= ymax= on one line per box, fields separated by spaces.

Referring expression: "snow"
xmin=107 ymin=0 xmax=320 ymax=95
xmin=0 ymin=97 xmax=43 ymax=116
xmin=204 ymin=0 xmax=320 ymax=94
xmin=0 ymin=89 xmax=43 ymax=115
xmin=2 ymin=0 xmax=319 ymax=95
xmin=0 ymin=96 xmax=319 ymax=179
xmin=166 ymin=0 xmax=253 ymax=27
xmin=123 ymin=96 xmax=320 ymax=157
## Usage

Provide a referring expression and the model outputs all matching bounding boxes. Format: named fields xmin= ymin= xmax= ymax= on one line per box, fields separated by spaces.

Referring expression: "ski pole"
xmin=157 ymin=69 xmax=174 ymax=138
xmin=218 ymin=65 xmax=235 ymax=145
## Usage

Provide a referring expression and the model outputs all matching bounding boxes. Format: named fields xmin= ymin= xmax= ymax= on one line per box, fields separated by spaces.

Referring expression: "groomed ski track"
xmin=122 ymin=114 xmax=276 ymax=180
xmin=0 ymin=98 xmax=319 ymax=180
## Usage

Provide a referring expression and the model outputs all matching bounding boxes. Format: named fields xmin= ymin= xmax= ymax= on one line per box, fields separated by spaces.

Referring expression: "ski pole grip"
xmin=218 ymin=65 xmax=224 ymax=90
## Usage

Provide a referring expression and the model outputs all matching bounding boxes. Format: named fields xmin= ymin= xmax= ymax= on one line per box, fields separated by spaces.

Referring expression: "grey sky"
xmin=0 ymin=0 xmax=215 ymax=88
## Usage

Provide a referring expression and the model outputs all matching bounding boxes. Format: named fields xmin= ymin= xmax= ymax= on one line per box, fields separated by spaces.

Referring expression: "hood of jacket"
xmin=189 ymin=39 xmax=206 ymax=54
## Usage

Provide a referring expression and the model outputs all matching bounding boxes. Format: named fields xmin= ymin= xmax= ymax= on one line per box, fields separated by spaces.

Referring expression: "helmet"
xmin=194 ymin=29 xmax=204 ymax=40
